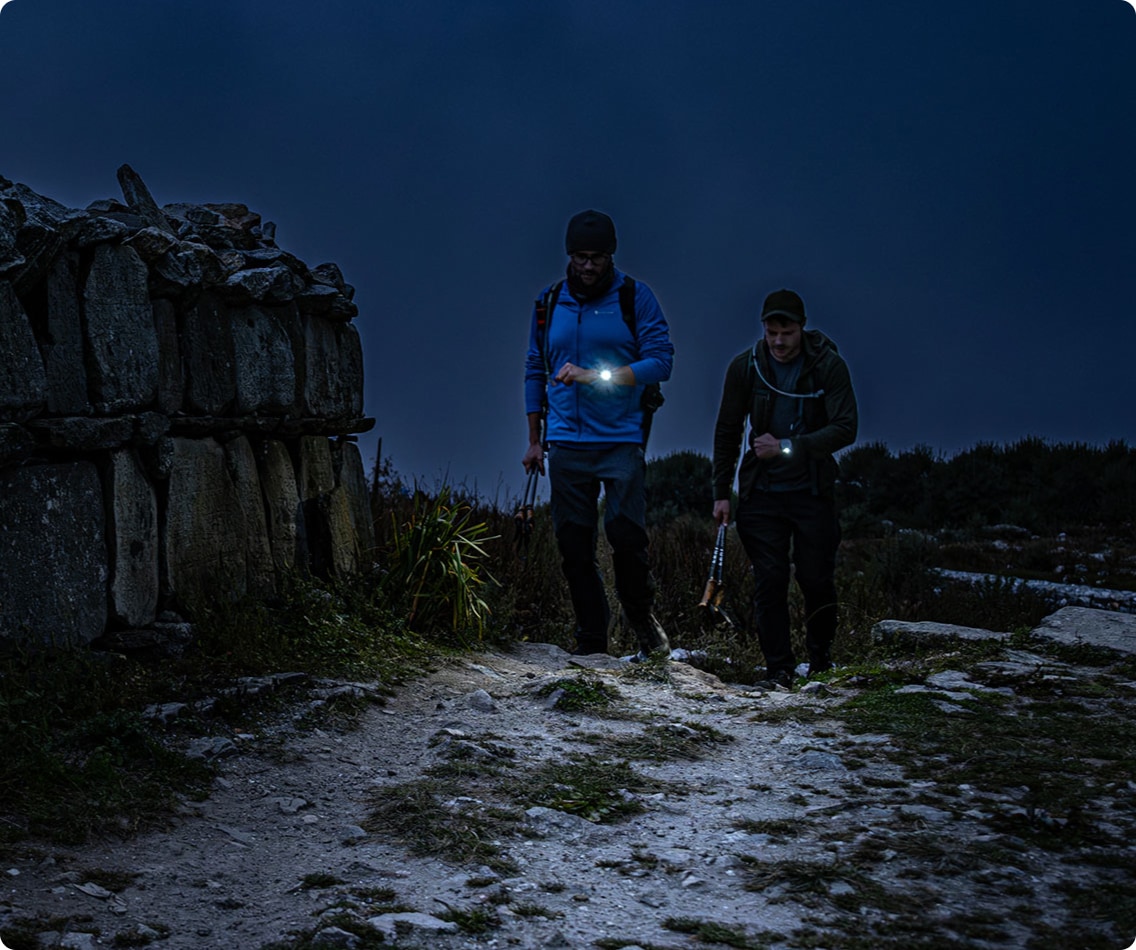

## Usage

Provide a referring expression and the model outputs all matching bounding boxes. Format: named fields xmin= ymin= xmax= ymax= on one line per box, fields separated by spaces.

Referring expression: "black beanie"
xmin=761 ymin=288 xmax=807 ymax=325
xmin=565 ymin=210 xmax=617 ymax=254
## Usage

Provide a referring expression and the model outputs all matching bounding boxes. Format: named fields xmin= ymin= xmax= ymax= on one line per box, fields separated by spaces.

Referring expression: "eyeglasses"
xmin=569 ymin=252 xmax=610 ymax=268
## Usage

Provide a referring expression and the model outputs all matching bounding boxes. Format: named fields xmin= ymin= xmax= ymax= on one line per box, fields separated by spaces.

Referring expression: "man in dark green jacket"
xmin=712 ymin=289 xmax=858 ymax=688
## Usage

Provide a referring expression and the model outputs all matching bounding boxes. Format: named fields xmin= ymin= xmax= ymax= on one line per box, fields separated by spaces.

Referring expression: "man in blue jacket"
xmin=523 ymin=210 xmax=674 ymax=658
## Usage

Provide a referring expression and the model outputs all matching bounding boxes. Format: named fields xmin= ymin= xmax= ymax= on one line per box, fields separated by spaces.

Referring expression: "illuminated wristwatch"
xmin=599 ymin=369 xmax=613 ymax=382
xmin=779 ymin=439 xmax=793 ymax=456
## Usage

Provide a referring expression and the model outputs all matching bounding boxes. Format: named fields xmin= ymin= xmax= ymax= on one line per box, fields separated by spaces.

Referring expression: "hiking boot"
xmin=571 ymin=636 xmax=608 ymax=656
xmin=753 ymin=668 xmax=794 ymax=691
xmin=622 ymin=610 xmax=671 ymax=659
xmin=807 ymin=648 xmax=832 ymax=678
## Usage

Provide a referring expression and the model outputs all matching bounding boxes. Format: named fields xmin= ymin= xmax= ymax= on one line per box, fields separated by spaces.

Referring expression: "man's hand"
xmin=553 ymin=362 xmax=634 ymax=386
xmin=553 ymin=362 xmax=594 ymax=385
xmin=713 ymin=499 xmax=731 ymax=526
xmin=751 ymin=432 xmax=783 ymax=460
xmin=522 ymin=442 xmax=545 ymax=475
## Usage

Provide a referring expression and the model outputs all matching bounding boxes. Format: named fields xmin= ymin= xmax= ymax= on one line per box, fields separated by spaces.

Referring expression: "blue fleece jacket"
xmin=524 ymin=269 xmax=674 ymax=444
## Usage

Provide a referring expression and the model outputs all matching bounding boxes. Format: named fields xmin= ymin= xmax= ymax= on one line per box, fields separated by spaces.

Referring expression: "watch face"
xmin=780 ymin=440 xmax=792 ymax=455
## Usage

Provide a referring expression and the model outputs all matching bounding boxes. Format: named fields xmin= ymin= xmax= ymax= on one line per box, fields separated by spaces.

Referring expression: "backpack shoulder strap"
xmin=617 ymin=276 xmax=637 ymax=338
xmin=534 ymin=279 xmax=564 ymax=377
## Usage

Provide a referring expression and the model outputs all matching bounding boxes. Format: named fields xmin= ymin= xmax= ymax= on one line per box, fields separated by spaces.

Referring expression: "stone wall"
xmin=0 ymin=166 xmax=375 ymax=647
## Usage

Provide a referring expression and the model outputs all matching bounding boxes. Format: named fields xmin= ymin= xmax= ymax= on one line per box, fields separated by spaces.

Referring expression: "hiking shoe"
xmin=570 ymin=645 xmax=609 ymax=657
xmin=622 ymin=610 xmax=670 ymax=658
xmin=753 ymin=668 xmax=794 ymax=691
xmin=807 ymin=648 xmax=833 ymax=677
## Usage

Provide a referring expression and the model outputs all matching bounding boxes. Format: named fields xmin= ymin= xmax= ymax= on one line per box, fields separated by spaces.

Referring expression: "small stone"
xmin=309 ymin=927 xmax=360 ymax=949
xmin=366 ymin=912 xmax=459 ymax=941
xmin=60 ymin=934 xmax=99 ymax=950
xmin=797 ymin=751 xmax=845 ymax=771
xmin=186 ymin=737 xmax=238 ymax=760
xmin=341 ymin=825 xmax=369 ymax=844
xmin=467 ymin=688 xmax=497 ymax=712
xmin=275 ymin=797 xmax=309 ymax=815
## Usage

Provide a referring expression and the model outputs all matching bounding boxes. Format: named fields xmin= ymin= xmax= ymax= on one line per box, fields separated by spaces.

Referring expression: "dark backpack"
xmin=533 ymin=276 xmax=664 ymax=445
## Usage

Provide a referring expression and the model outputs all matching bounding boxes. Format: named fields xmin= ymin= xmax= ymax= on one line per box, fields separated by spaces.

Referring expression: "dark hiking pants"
xmin=734 ymin=489 xmax=841 ymax=676
xmin=549 ymin=443 xmax=655 ymax=653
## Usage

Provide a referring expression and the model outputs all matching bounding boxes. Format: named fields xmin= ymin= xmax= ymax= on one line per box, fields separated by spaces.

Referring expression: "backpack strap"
xmin=618 ymin=276 xmax=636 ymax=334
xmin=617 ymin=276 xmax=665 ymax=445
xmin=534 ymin=279 xmax=564 ymax=379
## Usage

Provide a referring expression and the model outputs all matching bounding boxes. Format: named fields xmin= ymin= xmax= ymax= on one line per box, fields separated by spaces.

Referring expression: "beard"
xmin=565 ymin=259 xmax=615 ymax=301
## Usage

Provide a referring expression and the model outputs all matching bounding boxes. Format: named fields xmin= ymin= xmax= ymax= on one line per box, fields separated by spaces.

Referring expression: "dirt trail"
xmin=0 ymin=641 xmax=1127 ymax=949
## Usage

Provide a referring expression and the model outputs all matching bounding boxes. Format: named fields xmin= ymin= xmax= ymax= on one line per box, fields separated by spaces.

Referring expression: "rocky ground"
xmin=2 ymin=612 xmax=1135 ymax=950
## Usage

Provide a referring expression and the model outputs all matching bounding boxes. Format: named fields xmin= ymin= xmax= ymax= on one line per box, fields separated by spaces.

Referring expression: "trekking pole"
xmin=514 ymin=466 xmax=539 ymax=560
xmin=697 ymin=524 xmax=733 ymax=627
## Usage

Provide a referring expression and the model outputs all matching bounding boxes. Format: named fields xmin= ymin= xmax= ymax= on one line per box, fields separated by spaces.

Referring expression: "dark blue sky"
xmin=3 ymin=0 xmax=1133 ymax=503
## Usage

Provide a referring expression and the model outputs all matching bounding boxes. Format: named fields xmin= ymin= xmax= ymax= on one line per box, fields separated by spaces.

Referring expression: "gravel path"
xmin=1 ymin=639 xmax=1131 ymax=949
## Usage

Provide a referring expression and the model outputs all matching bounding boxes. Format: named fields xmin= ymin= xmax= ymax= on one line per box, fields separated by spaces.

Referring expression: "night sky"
xmin=2 ymin=0 xmax=1133 ymax=505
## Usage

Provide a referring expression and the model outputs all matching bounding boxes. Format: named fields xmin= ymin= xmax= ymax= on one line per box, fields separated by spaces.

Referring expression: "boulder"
xmin=231 ymin=306 xmax=297 ymax=414
xmin=0 ymin=422 xmax=34 ymax=466
xmin=152 ymin=298 xmax=185 ymax=413
xmin=871 ymin=619 xmax=1010 ymax=646
xmin=304 ymin=318 xmax=363 ymax=418
xmin=116 ymin=164 xmax=176 ymax=235
xmin=0 ymin=180 xmax=85 ymax=295
xmin=163 ymin=437 xmax=244 ymax=610
xmin=0 ymin=280 xmax=48 ymax=419
xmin=83 ymin=244 xmax=159 ymax=413
xmin=1031 ymin=607 xmax=1136 ymax=656
xmin=42 ymin=252 xmax=90 ymax=414
xmin=298 ymin=435 xmax=336 ymax=499
xmin=0 ymin=198 xmax=24 ymax=277
xmin=182 ymin=292 xmax=235 ymax=414
xmin=163 ymin=437 xmax=275 ymax=612
xmin=333 ymin=440 xmax=376 ymax=561
xmin=124 ymin=225 xmax=178 ymax=262
xmin=26 ymin=416 xmax=134 ymax=451
xmin=326 ymin=485 xmax=361 ymax=575
xmin=0 ymin=462 xmax=107 ymax=645
xmin=223 ymin=265 xmax=304 ymax=303
xmin=226 ymin=435 xmax=277 ymax=598
xmin=108 ymin=449 xmax=159 ymax=627
xmin=258 ymin=439 xmax=305 ymax=574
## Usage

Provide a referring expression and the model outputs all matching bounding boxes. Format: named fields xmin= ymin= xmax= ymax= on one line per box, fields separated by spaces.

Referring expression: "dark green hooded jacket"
xmin=712 ymin=329 xmax=858 ymax=502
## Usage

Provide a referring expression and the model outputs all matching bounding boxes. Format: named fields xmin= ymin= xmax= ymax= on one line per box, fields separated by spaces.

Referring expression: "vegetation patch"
xmin=835 ymin=674 xmax=1136 ymax=842
xmin=663 ymin=916 xmax=782 ymax=948
xmin=524 ymin=757 xmax=657 ymax=823
xmin=298 ymin=873 xmax=346 ymax=890
xmin=362 ymin=778 xmax=522 ymax=873
xmin=537 ymin=674 xmax=621 ymax=712
xmin=436 ymin=903 xmax=502 ymax=933
xmin=731 ymin=818 xmax=802 ymax=840
xmin=581 ymin=721 xmax=734 ymax=761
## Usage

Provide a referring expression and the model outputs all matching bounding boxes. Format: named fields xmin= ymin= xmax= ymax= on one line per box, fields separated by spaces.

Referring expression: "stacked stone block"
xmin=0 ymin=166 xmax=375 ymax=647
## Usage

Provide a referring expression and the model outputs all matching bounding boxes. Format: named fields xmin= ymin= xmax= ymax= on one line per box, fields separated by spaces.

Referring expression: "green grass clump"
xmin=524 ymin=757 xmax=656 ymax=823
xmin=663 ymin=916 xmax=779 ymax=948
xmin=362 ymin=778 xmax=522 ymax=873
xmin=584 ymin=720 xmax=734 ymax=761
xmin=538 ymin=675 xmax=621 ymax=711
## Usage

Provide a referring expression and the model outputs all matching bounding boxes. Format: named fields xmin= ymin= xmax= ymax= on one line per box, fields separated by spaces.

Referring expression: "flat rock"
xmin=872 ymin=619 xmax=1009 ymax=645
xmin=1031 ymin=607 xmax=1136 ymax=656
